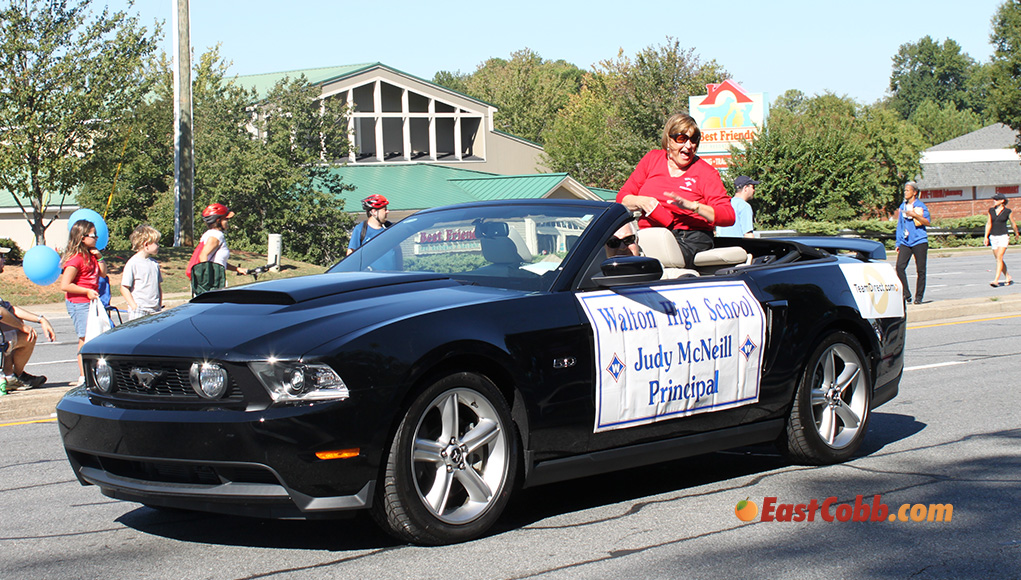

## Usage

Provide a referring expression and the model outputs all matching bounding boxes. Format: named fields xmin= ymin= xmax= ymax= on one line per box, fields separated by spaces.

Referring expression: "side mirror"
xmin=591 ymin=256 xmax=663 ymax=287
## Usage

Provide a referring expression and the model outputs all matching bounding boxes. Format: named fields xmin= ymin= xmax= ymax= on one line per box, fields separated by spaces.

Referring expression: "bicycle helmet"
xmin=201 ymin=203 xmax=235 ymax=225
xmin=362 ymin=195 xmax=389 ymax=211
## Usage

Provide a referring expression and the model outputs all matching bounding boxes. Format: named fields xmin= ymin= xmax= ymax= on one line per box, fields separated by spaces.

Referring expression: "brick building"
xmin=916 ymin=123 xmax=1021 ymax=219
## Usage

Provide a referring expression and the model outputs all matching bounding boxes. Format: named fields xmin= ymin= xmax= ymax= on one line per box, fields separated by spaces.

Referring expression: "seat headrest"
xmin=475 ymin=221 xmax=509 ymax=239
xmin=479 ymin=224 xmax=532 ymax=264
xmin=636 ymin=228 xmax=686 ymax=268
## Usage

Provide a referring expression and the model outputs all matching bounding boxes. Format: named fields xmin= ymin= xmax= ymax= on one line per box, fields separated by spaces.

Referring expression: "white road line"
xmin=904 ymin=361 xmax=968 ymax=372
xmin=25 ymin=359 xmax=79 ymax=366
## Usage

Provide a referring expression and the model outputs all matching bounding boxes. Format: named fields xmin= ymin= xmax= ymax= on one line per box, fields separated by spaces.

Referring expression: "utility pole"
xmin=172 ymin=0 xmax=194 ymax=246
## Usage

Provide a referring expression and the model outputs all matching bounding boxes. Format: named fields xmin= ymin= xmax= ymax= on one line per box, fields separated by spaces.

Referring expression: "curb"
xmin=0 ymin=385 xmax=73 ymax=424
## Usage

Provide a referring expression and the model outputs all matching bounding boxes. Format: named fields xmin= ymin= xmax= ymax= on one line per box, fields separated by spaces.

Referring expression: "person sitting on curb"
xmin=0 ymin=247 xmax=56 ymax=391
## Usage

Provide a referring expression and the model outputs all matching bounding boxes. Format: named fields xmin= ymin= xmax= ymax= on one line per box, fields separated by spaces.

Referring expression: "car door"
xmin=574 ymin=267 xmax=770 ymax=454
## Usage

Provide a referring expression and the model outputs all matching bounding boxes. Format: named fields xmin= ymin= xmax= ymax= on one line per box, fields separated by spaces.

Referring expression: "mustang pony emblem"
xmin=130 ymin=368 xmax=163 ymax=390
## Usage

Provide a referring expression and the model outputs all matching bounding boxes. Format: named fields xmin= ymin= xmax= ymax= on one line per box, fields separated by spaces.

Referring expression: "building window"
xmin=341 ymin=80 xmax=485 ymax=163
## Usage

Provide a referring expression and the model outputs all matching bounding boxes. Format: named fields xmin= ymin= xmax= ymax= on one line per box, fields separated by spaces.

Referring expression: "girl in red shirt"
xmin=60 ymin=219 xmax=108 ymax=386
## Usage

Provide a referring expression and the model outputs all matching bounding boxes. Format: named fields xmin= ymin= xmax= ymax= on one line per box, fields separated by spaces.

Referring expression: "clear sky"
xmin=106 ymin=0 xmax=1005 ymax=105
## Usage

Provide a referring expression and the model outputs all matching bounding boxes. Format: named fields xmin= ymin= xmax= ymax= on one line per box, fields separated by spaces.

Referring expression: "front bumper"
xmin=57 ymin=387 xmax=380 ymax=519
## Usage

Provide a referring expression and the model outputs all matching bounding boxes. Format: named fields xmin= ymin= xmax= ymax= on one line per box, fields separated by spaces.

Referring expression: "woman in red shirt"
xmin=60 ymin=219 xmax=108 ymax=386
xmin=617 ymin=113 xmax=735 ymax=268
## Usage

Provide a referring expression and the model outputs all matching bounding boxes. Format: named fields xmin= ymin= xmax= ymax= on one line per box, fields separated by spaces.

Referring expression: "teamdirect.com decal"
xmin=734 ymin=495 xmax=953 ymax=523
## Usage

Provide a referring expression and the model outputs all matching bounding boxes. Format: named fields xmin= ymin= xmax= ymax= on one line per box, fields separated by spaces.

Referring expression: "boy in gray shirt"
xmin=120 ymin=225 xmax=163 ymax=320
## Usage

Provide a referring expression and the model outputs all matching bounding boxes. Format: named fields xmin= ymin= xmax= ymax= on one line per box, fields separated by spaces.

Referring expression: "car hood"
xmin=82 ymin=272 xmax=514 ymax=360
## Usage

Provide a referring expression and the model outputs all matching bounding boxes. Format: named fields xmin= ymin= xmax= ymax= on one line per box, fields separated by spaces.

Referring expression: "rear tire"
xmin=371 ymin=372 xmax=518 ymax=545
xmin=778 ymin=331 xmax=872 ymax=465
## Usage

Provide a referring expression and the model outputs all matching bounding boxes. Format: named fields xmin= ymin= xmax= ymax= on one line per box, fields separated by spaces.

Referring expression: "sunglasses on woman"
xmin=605 ymin=234 xmax=637 ymax=249
xmin=669 ymin=133 xmax=698 ymax=145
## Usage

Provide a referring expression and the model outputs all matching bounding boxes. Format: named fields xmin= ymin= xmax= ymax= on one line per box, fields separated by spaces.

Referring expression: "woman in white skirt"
xmin=984 ymin=192 xmax=1020 ymax=287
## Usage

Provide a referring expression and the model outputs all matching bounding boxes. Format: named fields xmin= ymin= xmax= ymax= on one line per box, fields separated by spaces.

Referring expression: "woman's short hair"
xmin=661 ymin=113 xmax=702 ymax=151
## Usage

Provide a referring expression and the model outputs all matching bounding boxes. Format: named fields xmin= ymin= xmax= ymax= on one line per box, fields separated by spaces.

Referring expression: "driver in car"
xmin=605 ymin=223 xmax=641 ymax=258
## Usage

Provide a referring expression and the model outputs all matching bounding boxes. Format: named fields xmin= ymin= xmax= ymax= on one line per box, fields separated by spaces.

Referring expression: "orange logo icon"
xmin=735 ymin=497 xmax=758 ymax=522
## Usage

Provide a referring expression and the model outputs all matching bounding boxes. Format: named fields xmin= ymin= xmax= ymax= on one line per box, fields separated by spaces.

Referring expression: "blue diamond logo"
xmin=606 ymin=354 xmax=625 ymax=382
xmin=740 ymin=336 xmax=757 ymax=360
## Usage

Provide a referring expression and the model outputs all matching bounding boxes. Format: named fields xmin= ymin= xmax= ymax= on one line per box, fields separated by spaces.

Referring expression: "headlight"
xmin=190 ymin=362 xmax=229 ymax=399
xmin=249 ymin=361 xmax=349 ymax=403
xmin=93 ymin=359 xmax=114 ymax=393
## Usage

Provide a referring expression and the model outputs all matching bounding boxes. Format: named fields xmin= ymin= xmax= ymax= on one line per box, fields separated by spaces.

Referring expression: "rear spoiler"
xmin=776 ymin=237 xmax=887 ymax=261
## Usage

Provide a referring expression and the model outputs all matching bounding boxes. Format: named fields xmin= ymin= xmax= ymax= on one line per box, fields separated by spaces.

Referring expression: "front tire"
xmin=371 ymin=372 xmax=518 ymax=545
xmin=779 ymin=331 xmax=872 ymax=465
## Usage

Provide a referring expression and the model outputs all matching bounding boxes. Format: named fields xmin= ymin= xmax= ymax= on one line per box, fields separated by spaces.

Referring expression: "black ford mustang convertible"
xmin=57 ymin=200 xmax=905 ymax=545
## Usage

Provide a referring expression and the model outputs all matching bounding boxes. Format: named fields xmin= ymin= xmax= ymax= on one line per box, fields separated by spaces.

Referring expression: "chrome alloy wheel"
xmin=809 ymin=343 xmax=868 ymax=449
xmin=410 ymin=387 xmax=509 ymax=524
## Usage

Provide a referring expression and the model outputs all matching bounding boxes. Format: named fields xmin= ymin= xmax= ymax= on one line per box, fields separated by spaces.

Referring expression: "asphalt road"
xmin=1 ymin=255 xmax=1020 ymax=579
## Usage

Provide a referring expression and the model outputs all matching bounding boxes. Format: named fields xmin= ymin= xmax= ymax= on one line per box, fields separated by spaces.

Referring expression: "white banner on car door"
xmin=577 ymin=281 xmax=766 ymax=433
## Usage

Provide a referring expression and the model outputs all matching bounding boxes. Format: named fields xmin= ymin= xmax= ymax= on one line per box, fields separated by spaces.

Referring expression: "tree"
xmin=908 ymin=99 xmax=984 ymax=146
xmin=597 ymin=38 xmax=729 ymax=145
xmin=431 ymin=70 xmax=470 ymax=95
xmin=989 ymin=0 xmax=1021 ymax=152
xmin=452 ymin=49 xmax=584 ymax=145
xmin=888 ymin=36 xmax=977 ymax=120
xmin=0 ymin=0 xmax=159 ymax=245
xmin=540 ymin=75 xmax=645 ymax=188
xmin=772 ymin=90 xmax=810 ymax=115
xmin=727 ymin=94 xmax=925 ymax=225
xmin=77 ymin=47 xmax=355 ymax=265
xmin=542 ymin=39 xmax=728 ymax=190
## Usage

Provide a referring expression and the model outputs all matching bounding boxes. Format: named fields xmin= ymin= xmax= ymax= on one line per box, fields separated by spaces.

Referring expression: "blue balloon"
xmin=23 ymin=245 xmax=62 ymax=286
xmin=67 ymin=208 xmax=109 ymax=250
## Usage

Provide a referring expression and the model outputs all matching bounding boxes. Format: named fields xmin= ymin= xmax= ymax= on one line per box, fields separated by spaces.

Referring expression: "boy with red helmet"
xmin=347 ymin=195 xmax=392 ymax=256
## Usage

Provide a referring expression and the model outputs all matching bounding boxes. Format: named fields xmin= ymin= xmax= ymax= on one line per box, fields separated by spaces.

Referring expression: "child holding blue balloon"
xmin=60 ymin=219 xmax=108 ymax=386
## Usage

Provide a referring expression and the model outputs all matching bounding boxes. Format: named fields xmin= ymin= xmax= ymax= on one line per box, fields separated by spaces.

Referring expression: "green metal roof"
xmin=0 ymin=187 xmax=79 ymax=210
xmin=449 ymin=173 xmax=571 ymax=201
xmin=588 ymin=187 xmax=619 ymax=202
xmin=328 ymin=164 xmax=491 ymax=211
xmin=237 ymin=63 xmax=378 ymax=100
xmin=326 ymin=165 xmax=599 ymax=211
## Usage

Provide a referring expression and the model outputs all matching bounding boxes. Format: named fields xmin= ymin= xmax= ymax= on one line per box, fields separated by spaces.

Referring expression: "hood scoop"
xmin=190 ymin=272 xmax=450 ymax=305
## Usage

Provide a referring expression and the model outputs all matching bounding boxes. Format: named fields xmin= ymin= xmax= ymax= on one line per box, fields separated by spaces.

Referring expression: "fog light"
xmin=94 ymin=359 xmax=114 ymax=393
xmin=190 ymin=362 xmax=228 ymax=399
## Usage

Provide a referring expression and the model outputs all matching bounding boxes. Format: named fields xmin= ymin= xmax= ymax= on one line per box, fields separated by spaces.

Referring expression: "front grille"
xmin=96 ymin=359 xmax=244 ymax=403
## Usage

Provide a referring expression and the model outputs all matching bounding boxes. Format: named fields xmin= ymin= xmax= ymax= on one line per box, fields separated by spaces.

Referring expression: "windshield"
xmin=329 ymin=203 xmax=606 ymax=292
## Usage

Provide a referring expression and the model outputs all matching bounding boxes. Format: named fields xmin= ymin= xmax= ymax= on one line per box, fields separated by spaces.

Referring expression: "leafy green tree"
xmin=772 ymin=90 xmax=810 ymax=115
xmin=860 ymin=105 xmax=926 ymax=214
xmin=888 ymin=36 xmax=977 ymax=120
xmin=989 ymin=0 xmax=1021 ymax=151
xmin=908 ymin=99 xmax=984 ymax=146
xmin=727 ymin=94 xmax=925 ymax=225
xmin=78 ymin=47 xmax=355 ymax=265
xmin=540 ymin=75 xmax=645 ymax=188
xmin=431 ymin=70 xmax=470 ymax=95
xmin=543 ymin=38 xmax=728 ymax=190
xmin=597 ymin=38 xmax=729 ymax=145
xmin=0 ymin=0 xmax=159 ymax=245
xmin=454 ymin=48 xmax=584 ymax=145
